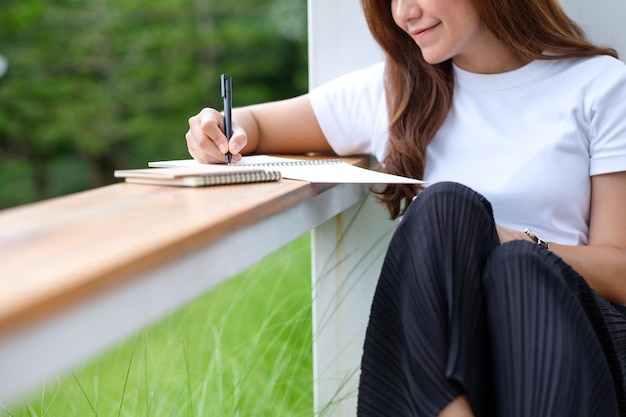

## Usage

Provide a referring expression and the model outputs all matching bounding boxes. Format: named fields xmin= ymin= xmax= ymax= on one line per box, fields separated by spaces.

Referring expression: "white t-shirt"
xmin=309 ymin=56 xmax=626 ymax=246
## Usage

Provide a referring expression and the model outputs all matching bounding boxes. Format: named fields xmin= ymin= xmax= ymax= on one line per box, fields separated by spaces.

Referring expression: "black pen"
xmin=221 ymin=73 xmax=233 ymax=164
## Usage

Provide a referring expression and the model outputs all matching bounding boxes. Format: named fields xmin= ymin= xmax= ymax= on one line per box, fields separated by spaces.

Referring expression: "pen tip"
xmin=226 ymin=153 xmax=232 ymax=165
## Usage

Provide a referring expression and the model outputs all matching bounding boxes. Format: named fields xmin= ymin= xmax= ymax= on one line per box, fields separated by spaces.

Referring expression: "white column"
xmin=307 ymin=2 xmax=390 ymax=415
xmin=307 ymin=0 xmax=381 ymax=88
xmin=311 ymin=193 xmax=397 ymax=416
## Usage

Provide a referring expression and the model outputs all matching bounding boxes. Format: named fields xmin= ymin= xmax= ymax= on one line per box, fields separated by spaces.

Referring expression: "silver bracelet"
xmin=524 ymin=228 xmax=550 ymax=250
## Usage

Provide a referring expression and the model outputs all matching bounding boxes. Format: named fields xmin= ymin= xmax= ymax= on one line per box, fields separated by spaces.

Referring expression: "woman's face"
xmin=390 ymin=0 xmax=491 ymax=70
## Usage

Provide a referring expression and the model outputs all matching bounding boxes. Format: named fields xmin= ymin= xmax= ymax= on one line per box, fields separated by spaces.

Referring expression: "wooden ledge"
xmin=0 ymin=155 xmax=370 ymax=335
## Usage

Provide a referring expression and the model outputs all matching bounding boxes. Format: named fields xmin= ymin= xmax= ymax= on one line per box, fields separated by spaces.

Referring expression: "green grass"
xmin=3 ymin=233 xmax=314 ymax=417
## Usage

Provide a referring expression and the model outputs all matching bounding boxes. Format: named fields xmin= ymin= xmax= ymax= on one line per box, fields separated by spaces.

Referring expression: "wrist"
xmin=524 ymin=228 xmax=550 ymax=250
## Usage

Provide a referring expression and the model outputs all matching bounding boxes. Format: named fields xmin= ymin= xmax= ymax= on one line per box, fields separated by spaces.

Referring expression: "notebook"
xmin=148 ymin=155 xmax=424 ymax=185
xmin=114 ymin=165 xmax=282 ymax=187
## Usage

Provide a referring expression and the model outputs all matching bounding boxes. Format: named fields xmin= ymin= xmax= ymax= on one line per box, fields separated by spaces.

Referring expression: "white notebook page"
xmin=149 ymin=155 xmax=424 ymax=185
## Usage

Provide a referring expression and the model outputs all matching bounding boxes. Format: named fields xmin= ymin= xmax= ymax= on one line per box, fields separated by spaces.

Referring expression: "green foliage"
xmin=0 ymin=0 xmax=308 ymax=209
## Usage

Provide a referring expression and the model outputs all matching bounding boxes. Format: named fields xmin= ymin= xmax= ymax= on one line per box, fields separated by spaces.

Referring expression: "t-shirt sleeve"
xmin=589 ymin=58 xmax=626 ymax=175
xmin=308 ymin=62 xmax=389 ymax=162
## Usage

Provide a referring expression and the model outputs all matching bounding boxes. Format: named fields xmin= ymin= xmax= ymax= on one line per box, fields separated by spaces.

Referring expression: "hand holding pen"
xmin=221 ymin=73 xmax=233 ymax=164
xmin=184 ymin=74 xmax=247 ymax=164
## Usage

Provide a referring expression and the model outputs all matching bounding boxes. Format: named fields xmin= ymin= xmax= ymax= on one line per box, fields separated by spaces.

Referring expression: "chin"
xmin=418 ymin=49 xmax=449 ymax=65
xmin=421 ymin=54 xmax=447 ymax=65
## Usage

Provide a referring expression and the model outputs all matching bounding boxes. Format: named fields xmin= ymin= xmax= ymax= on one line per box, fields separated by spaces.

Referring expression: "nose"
xmin=392 ymin=0 xmax=422 ymax=26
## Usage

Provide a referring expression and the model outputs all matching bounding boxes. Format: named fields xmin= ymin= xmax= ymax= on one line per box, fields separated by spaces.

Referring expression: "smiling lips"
xmin=410 ymin=22 xmax=440 ymax=40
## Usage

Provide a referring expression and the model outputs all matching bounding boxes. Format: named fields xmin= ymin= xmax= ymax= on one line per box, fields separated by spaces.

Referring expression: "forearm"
xmin=232 ymin=95 xmax=332 ymax=156
xmin=550 ymin=243 xmax=626 ymax=304
xmin=231 ymin=106 xmax=261 ymax=154
xmin=499 ymin=224 xmax=626 ymax=304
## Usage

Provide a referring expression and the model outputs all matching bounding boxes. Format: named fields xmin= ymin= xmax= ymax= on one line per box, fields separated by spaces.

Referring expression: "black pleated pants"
xmin=357 ymin=182 xmax=626 ymax=417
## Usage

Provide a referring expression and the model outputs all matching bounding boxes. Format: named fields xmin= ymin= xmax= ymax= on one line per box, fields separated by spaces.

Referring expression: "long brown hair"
xmin=361 ymin=0 xmax=618 ymax=219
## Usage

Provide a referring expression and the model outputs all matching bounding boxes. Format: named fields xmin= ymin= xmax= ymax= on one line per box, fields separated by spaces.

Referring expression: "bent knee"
xmin=483 ymin=240 xmax=562 ymax=293
xmin=406 ymin=182 xmax=492 ymax=219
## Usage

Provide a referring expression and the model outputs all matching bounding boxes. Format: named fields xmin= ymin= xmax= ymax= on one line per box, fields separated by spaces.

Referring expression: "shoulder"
xmin=310 ymin=61 xmax=385 ymax=97
xmin=309 ymin=61 xmax=386 ymax=119
xmin=568 ymin=57 xmax=626 ymax=175
xmin=551 ymin=55 xmax=626 ymax=87
xmin=571 ymin=54 xmax=625 ymax=72
xmin=308 ymin=61 xmax=389 ymax=160
xmin=308 ymin=61 xmax=387 ymax=130
xmin=538 ymin=56 xmax=626 ymax=117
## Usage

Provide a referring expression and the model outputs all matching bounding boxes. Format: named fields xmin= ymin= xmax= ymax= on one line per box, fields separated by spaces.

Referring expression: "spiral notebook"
xmin=114 ymin=165 xmax=282 ymax=187
xmin=148 ymin=155 xmax=424 ymax=184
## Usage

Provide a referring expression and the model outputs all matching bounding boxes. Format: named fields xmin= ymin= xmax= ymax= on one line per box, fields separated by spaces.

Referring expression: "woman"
xmin=186 ymin=0 xmax=626 ymax=415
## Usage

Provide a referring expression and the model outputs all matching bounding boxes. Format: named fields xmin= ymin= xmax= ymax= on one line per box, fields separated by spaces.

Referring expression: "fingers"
xmin=185 ymin=108 xmax=247 ymax=163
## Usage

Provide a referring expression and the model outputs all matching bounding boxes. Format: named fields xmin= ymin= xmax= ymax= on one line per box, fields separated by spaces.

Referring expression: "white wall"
xmin=560 ymin=0 xmax=626 ymax=59
xmin=307 ymin=0 xmax=381 ymax=88
xmin=308 ymin=0 xmax=626 ymax=90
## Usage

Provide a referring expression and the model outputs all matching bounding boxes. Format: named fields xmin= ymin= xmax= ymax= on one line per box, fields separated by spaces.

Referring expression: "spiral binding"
xmin=245 ymin=159 xmax=342 ymax=167
xmin=199 ymin=170 xmax=282 ymax=186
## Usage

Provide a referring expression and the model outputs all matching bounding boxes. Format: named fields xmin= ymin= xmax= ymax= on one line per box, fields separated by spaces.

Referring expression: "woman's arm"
xmin=498 ymin=171 xmax=626 ymax=304
xmin=185 ymin=94 xmax=333 ymax=164
xmin=554 ymin=171 xmax=626 ymax=303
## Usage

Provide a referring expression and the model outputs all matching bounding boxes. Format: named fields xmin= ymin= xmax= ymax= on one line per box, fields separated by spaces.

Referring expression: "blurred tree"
xmin=0 ymin=0 xmax=308 ymax=209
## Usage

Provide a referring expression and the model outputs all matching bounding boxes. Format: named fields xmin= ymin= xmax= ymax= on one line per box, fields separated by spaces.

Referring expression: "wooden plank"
xmin=0 ymin=180 xmax=331 ymax=333
xmin=0 ymin=156 xmax=368 ymax=334
xmin=0 ymin=181 xmax=320 ymax=333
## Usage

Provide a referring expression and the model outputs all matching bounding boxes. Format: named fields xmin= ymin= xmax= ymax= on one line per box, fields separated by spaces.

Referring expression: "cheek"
xmin=389 ymin=0 xmax=405 ymax=31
